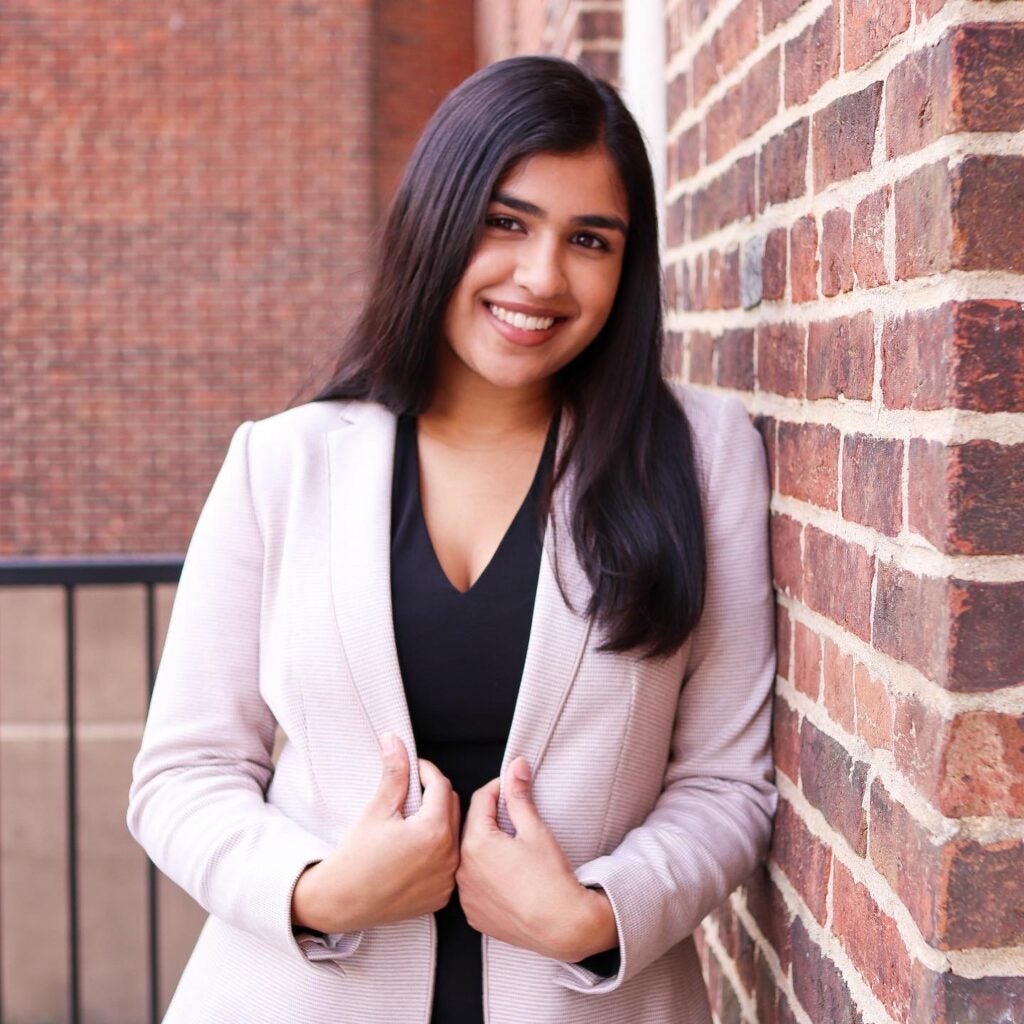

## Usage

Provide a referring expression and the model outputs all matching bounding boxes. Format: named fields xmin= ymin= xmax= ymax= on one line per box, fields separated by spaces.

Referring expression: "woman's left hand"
xmin=457 ymin=757 xmax=618 ymax=963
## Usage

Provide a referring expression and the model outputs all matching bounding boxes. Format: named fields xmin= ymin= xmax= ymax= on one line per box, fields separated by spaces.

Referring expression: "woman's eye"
xmin=485 ymin=214 xmax=522 ymax=232
xmin=572 ymin=231 xmax=610 ymax=252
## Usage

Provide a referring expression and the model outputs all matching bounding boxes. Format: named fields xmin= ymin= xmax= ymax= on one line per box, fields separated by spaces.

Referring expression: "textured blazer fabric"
xmin=127 ymin=384 xmax=777 ymax=1024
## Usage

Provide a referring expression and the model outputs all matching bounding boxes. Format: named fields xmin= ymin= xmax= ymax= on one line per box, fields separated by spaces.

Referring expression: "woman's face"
xmin=439 ymin=146 xmax=629 ymax=402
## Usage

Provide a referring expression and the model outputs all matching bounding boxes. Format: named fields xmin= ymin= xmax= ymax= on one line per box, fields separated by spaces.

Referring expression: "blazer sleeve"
xmin=555 ymin=394 xmax=777 ymax=993
xmin=126 ymin=421 xmax=360 ymax=969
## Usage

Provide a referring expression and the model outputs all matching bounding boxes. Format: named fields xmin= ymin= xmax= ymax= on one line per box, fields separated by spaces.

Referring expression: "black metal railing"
xmin=0 ymin=556 xmax=183 ymax=1024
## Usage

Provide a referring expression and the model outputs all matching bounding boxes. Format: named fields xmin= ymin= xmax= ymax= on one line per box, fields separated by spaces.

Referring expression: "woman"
xmin=128 ymin=56 xmax=776 ymax=1023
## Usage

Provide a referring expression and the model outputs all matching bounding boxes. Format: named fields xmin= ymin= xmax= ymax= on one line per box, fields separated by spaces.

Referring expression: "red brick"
xmin=870 ymin=773 xmax=1024 ymax=946
xmin=756 ymin=413 xmax=778 ymax=491
xmin=706 ymin=247 xmax=741 ymax=310
xmin=842 ymin=433 xmax=903 ymax=536
xmin=803 ymin=526 xmax=873 ymax=641
xmin=873 ymin=564 xmax=950 ymax=684
xmin=689 ymin=329 xmax=714 ymax=384
xmin=577 ymin=49 xmax=619 ymax=84
xmin=874 ymin=563 xmax=1024 ymax=691
xmin=666 ymin=195 xmax=688 ymax=246
xmin=880 ymin=305 xmax=948 ymax=410
xmin=717 ymin=327 xmax=755 ymax=389
xmin=707 ymin=49 xmax=780 ymax=162
xmin=668 ymin=72 xmax=689 ymax=128
xmin=754 ymin=949 xmax=778 ymax=1024
xmin=776 ymin=603 xmax=792 ymax=682
xmin=913 ymin=971 xmax=1024 ymax=1024
xmin=757 ymin=321 xmax=806 ymax=397
xmin=938 ymin=711 xmax=1024 ymax=818
xmin=707 ymin=87 xmax=745 ymax=165
xmin=789 ymin=215 xmax=818 ymax=302
xmin=950 ymin=301 xmax=1024 ymax=413
xmin=909 ymin=439 xmax=1024 ymax=555
xmin=758 ymin=118 xmax=809 ymax=211
xmin=746 ymin=867 xmax=795 ymax=973
xmin=852 ymin=186 xmax=890 ymax=288
xmin=692 ymin=252 xmax=707 ymax=310
xmin=951 ymin=155 xmax=1024 ymax=273
xmin=806 ymin=312 xmax=874 ymax=400
xmin=844 ymin=0 xmax=910 ymax=70
xmin=853 ymin=664 xmax=892 ymax=750
xmin=832 ymin=861 xmax=914 ymax=1022
xmin=577 ymin=9 xmax=622 ymax=40
xmin=822 ymin=638 xmax=855 ymax=733
xmin=713 ymin=0 xmax=760 ymax=78
xmin=774 ymin=696 xmax=801 ymax=784
xmin=664 ymin=330 xmax=684 ymax=376
xmin=773 ymin=800 xmax=832 ymax=923
xmin=693 ymin=42 xmax=719 ymax=104
xmin=770 ymin=512 xmax=803 ymax=599
xmin=894 ymin=160 xmax=952 ymax=279
xmin=820 ymin=207 xmax=853 ymax=296
xmin=791 ymin=915 xmax=865 ymax=1024
xmin=762 ymin=226 xmax=787 ymax=300
xmin=691 ymin=155 xmax=756 ymax=237
xmin=813 ymin=83 xmax=882 ymax=191
xmin=742 ymin=47 xmax=780 ymax=138
xmin=794 ymin=620 xmax=822 ymax=699
xmin=763 ymin=0 xmax=809 ymax=33
xmin=800 ymin=718 xmax=868 ymax=854
xmin=945 ymin=839 xmax=1024 ymax=948
xmin=784 ymin=4 xmax=839 ymax=107
xmin=673 ymin=122 xmax=701 ymax=181
xmin=885 ymin=35 xmax=953 ymax=158
xmin=951 ymin=24 xmax=1024 ymax=133
xmin=777 ymin=422 xmax=839 ymax=508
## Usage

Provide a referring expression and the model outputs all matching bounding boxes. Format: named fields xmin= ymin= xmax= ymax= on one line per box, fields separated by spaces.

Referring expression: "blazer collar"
xmin=325 ymin=400 xmax=592 ymax=822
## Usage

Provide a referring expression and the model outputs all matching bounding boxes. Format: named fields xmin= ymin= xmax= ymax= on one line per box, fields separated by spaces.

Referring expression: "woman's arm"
xmin=128 ymin=422 xmax=347 ymax=967
xmin=127 ymin=422 xmax=460 ymax=967
xmin=554 ymin=393 xmax=776 ymax=993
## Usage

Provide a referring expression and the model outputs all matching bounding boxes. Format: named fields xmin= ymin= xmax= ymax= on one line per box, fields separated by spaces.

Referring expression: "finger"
xmin=465 ymin=777 xmax=501 ymax=836
xmin=417 ymin=758 xmax=454 ymax=819
xmin=504 ymin=757 xmax=544 ymax=839
xmin=370 ymin=732 xmax=410 ymax=817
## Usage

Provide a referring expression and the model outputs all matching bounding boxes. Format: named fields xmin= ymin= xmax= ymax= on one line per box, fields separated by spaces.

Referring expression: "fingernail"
xmin=381 ymin=733 xmax=398 ymax=756
xmin=512 ymin=758 xmax=531 ymax=782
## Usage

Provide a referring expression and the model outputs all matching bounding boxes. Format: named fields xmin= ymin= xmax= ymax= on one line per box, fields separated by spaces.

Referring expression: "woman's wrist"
xmin=557 ymin=885 xmax=618 ymax=963
xmin=291 ymin=861 xmax=352 ymax=934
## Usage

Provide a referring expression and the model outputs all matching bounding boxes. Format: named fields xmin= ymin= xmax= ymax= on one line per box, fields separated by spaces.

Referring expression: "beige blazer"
xmin=127 ymin=384 xmax=776 ymax=1024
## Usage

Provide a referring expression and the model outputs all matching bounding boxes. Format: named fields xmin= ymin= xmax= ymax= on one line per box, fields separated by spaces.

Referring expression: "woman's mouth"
xmin=486 ymin=302 xmax=559 ymax=332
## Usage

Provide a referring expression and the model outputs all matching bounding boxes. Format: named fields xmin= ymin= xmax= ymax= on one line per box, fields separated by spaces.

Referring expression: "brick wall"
xmin=1 ymin=2 xmax=474 ymax=556
xmin=476 ymin=0 xmax=623 ymax=83
xmin=475 ymin=0 xmax=1024 ymax=1019
xmin=662 ymin=0 xmax=1024 ymax=1021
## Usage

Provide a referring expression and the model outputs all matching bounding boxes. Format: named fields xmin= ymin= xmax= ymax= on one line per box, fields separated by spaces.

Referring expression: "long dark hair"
xmin=314 ymin=56 xmax=705 ymax=658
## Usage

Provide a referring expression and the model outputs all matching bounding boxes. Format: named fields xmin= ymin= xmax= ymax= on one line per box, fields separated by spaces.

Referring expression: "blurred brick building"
xmin=1 ymin=1 xmax=475 ymax=555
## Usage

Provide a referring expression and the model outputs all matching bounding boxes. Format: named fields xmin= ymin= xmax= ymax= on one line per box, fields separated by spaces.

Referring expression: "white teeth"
xmin=487 ymin=303 xmax=555 ymax=331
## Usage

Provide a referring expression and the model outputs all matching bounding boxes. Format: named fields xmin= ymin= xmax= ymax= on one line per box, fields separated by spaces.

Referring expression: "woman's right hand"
xmin=290 ymin=734 xmax=460 ymax=934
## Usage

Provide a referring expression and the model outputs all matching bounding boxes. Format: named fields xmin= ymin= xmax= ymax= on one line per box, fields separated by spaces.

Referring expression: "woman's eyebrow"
xmin=492 ymin=192 xmax=628 ymax=235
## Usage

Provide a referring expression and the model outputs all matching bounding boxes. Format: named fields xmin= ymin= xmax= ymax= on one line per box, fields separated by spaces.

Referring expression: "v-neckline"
xmin=406 ymin=415 xmax=553 ymax=597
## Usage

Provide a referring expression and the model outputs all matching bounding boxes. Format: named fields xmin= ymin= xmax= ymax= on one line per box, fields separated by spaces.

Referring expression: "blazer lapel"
xmin=326 ymin=402 xmax=422 ymax=815
xmin=498 ymin=422 xmax=593 ymax=832
xmin=324 ymin=401 xmax=594 ymax=826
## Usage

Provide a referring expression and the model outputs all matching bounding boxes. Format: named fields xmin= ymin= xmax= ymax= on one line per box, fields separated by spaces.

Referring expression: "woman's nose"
xmin=512 ymin=238 xmax=567 ymax=298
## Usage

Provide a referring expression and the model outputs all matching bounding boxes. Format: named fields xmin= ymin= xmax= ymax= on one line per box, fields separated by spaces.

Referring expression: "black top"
xmin=390 ymin=413 xmax=553 ymax=1023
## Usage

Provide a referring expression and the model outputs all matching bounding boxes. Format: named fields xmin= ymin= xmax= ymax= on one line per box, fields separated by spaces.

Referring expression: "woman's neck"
xmin=420 ymin=361 xmax=555 ymax=450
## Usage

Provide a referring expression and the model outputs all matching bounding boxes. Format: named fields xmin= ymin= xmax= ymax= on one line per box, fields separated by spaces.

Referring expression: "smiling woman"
xmin=127 ymin=56 xmax=776 ymax=1024
xmin=442 ymin=148 xmax=628 ymax=397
